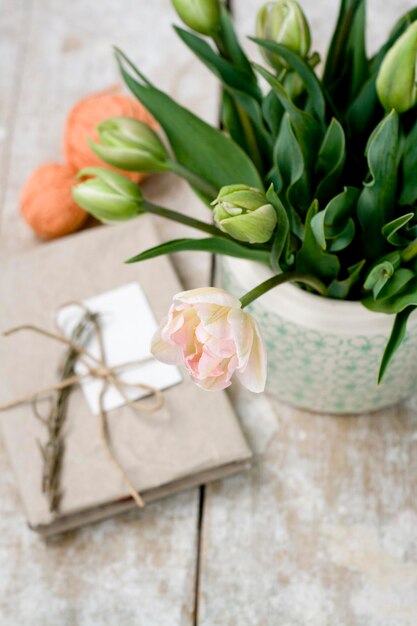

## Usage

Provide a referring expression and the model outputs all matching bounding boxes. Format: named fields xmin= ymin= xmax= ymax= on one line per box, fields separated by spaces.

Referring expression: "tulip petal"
xmin=197 ymin=305 xmax=234 ymax=340
xmin=236 ymin=318 xmax=267 ymax=393
xmin=170 ymin=309 xmax=200 ymax=355
xmin=174 ymin=287 xmax=241 ymax=309
xmin=191 ymin=372 xmax=233 ymax=391
xmin=219 ymin=204 xmax=277 ymax=244
xmin=196 ymin=349 xmax=224 ymax=379
xmin=151 ymin=324 xmax=183 ymax=365
xmin=204 ymin=337 xmax=236 ymax=359
xmin=160 ymin=308 xmax=183 ymax=341
xmin=227 ymin=308 xmax=254 ymax=370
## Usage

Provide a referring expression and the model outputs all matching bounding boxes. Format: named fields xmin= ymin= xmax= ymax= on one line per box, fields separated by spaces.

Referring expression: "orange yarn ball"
xmin=21 ymin=163 xmax=88 ymax=240
xmin=63 ymin=89 xmax=158 ymax=183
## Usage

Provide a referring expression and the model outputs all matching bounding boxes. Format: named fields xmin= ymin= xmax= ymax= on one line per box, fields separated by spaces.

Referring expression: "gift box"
xmin=0 ymin=218 xmax=251 ymax=536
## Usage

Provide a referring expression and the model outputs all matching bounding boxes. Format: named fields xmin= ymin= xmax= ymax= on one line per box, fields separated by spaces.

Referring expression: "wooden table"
xmin=1 ymin=2 xmax=417 ymax=624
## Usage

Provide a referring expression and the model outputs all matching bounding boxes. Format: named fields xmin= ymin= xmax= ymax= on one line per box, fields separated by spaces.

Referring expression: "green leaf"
xmin=376 ymin=268 xmax=416 ymax=301
xmin=310 ymin=215 xmax=327 ymax=250
xmin=362 ymin=251 xmax=403 ymax=299
xmin=266 ymin=184 xmax=290 ymax=272
xmin=227 ymin=88 xmax=273 ymax=153
xmin=346 ymin=75 xmax=380 ymax=140
xmin=274 ymin=113 xmax=310 ymax=219
xmin=296 ymin=200 xmax=341 ymax=280
xmin=382 ymin=213 xmax=414 ymax=246
xmin=220 ymin=88 xmax=272 ymax=173
xmin=363 ymin=274 xmax=417 ymax=314
xmin=175 ymin=27 xmax=261 ymax=101
xmin=221 ymin=91 xmax=250 ymax=152
xmin=250 ymin=38 xmax=327 ymax=124
xmin=218 ymin=4 xmax=255 ymax=77
xmin=321 ymin=187 xmax=358 ymax=231
xmin=357 ymin=110 xmax=399 ymax=259
xmin=327 ymin=219 xmax=355 ymax=252
xmin=253 ymin=64 xmax=321 ymax=164
xmin=400 ymin=119 xmax=417 ymax=205
xmin=378 ymin=307 xmax=416 ymax=383
xmin=174 ymin=17 xmax=269 ymax=169
xmin=311 ymin=187 xmax=359 ymax=251
xmin=364 ymin=260 xmax=396 ymax=298
xmin=315 ymin=118 xmax=346 ymax=203
xmin=126 ymin=237 xmax=271 ymax=265
xmin=323 ymin=0 xmax=368 ymax=110
xmin=115 ymin=49 xmax=263 ymax=195
xmin=327 ymin=260 xmax=365 ymax=298
xmin=262 ymin=90 xmax=284 ymax=136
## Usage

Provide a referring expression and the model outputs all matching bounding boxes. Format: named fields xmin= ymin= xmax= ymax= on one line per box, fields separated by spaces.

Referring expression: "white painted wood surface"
xmin=199 ymin=390 xmax=417 ymax=626
xmin=1 ymin=1 xmax=417 ymax=625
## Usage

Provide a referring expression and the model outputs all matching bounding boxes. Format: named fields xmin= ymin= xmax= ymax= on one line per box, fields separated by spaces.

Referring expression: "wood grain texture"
xmin=0 ymin=0 xmax=34 ymax=215
xmin=0 ymin=1 xmax=218 ymax=624
xmin=0 ymin=490 xmax=199 ymax=626
xmin=199 ymin=389 xmax=417 ymax=625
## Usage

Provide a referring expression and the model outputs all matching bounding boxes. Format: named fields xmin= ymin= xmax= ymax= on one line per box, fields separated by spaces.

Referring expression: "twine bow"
xmin=0 ymin=303 xmax=164 ymax=511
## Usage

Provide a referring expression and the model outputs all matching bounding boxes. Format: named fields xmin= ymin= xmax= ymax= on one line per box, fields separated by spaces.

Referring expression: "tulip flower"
xmin=212 ymin=184 xmax=277 ymax=244
xmin=256 ymin=0 xmax=311 ymax=71
xmin=376 ymin=22 xmax=417 ymax=114
xmin=152 ymin=287 xmax=267 ymax=392
xmin=72 ymin=167 xmax=142 ymax=222
xmin=172 ymin=0 xmax=221 ymax=36
xmin=89 ymin=117 xmax=169 ymax=172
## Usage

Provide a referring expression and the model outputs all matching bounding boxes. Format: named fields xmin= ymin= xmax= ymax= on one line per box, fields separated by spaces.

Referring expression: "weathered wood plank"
xmin=198 ymin=2 xmax=417 ymax=624
xmin=199 ymin=389 xmax=417 ymax=625
xmin=0 ymin=489 xmax=199 ymax=626
xmin=0 ymin=0 xmax=34 ymax=213
xmin=0 ymin=1 xmax=218 ymax=624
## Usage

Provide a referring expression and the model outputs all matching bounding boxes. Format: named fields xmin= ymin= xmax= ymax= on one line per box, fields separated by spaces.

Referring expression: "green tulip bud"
xmin=283 ymin=70 xmax=304 ymax=99
xmin=172 ymin=0 xmax=221 ymax=36
xmin=256 ymin=1 xmax=311 ymax=71
xmin=72 ymin=167 xmax=142 ymax=223
xmin=376 ymin=21 xmax=417 ymax=114
xmin=89 ymin=117 xmax=169 ymax=172
xmin=283 ymin=51 xmax=320 ymax=99
xmin=212 ymin=184 xmax=277 ymax=244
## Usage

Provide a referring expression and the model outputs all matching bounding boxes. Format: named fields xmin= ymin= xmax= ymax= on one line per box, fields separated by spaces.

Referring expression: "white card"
xmin=56 ymin=283 xmax=182 ymax=415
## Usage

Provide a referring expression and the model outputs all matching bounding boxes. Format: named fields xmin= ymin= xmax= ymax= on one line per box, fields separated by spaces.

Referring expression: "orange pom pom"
xmin=63 ymin=88 xmax=158 ymax=183
xmin=21 ymin=163 xmax=88 ymax=240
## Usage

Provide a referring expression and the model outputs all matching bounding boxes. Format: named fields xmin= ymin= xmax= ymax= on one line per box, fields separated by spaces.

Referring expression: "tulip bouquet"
xmin=74 ymin=0 xmax=417 ymax=392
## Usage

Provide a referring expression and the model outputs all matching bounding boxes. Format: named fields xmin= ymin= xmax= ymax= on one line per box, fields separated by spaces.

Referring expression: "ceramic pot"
xmin=220 ymin=256 xmax=417 ymax=414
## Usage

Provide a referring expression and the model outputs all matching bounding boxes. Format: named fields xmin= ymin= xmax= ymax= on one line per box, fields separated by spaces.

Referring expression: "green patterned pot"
xmin=220 ymin=256 xmax=417 ymax=414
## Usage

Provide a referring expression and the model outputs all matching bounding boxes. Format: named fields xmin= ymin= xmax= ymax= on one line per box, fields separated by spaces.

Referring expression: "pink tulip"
xmin=151 ymin=287 xmax=267 ymax=392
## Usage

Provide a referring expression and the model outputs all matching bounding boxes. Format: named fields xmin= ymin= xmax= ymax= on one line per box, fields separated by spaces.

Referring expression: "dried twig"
xmin=36 ymin=312 xmax=96 ymax=514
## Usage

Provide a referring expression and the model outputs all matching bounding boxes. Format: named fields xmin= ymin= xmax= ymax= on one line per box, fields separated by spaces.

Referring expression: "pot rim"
xmin=221 ymin=256 xmax=416 ymax=335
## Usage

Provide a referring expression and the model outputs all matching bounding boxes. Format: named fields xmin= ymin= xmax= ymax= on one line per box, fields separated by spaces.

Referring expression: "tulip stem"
xmin=240 ymin=271 xmax=328 ymax=308
xmin=142 ymin=201 xmax=225 ymax=237
xmin=235 ymin=103 xmax=264 ymax=173
xmin=167 ymin=161 xmax=218 ymax=200
xmin=213 ymin=32 xmax=228 ymax=59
